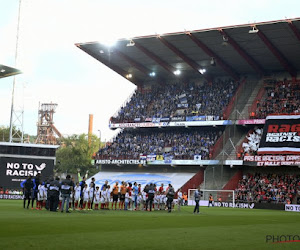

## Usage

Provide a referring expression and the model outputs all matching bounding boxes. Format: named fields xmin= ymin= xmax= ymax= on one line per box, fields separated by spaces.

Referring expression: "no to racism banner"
xmin=258 ymin=115 xmax=300 ymax=155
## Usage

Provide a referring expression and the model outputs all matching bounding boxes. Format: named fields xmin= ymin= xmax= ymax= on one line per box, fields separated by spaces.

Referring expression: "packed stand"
xmin=111 ymin=79 xmax=239 ymax=123
xmin=254 ymin=80 xmax=300 ymax=118
xmin=97 ymin=128 xmax=222 ymax=160
xmin=235 ymin=173 xmax=299 ymax=204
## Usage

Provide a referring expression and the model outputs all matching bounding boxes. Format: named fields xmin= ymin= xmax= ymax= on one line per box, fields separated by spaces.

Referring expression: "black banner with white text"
xmin=0 ymin=157 xmax=54 ymax=188
xmin=258 ymin=115 xmax=300 ymax=154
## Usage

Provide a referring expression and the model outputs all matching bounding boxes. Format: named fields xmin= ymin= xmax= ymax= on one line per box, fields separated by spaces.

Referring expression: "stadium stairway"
xmin=229 ymin=78 xmax=261 ymax=120
xmin=200 ymin=165 xmax=238 ymax=190
xmin=238 ymin=79 xmax=264 ymax=119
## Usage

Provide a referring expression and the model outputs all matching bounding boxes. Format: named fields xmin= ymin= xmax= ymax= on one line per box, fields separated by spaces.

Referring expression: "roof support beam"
xmin=114 ymin=49 xmax=150 ymax=76
xmin=76 ymin=44 xmax=143 ymax=86
xmin=187 ymin=32 xmax=239 ymax=80
xmin=219 ymin=29 xmax=264 ymax=76
xmin=158 ymin=36 xmax=211 ymax=81
xmin=134 ymin=41 xmax=176 ymax=75
xmin=256 ymin=28 xmax=297 ymax=77
xmin=287 ymin=21 xmax=300 ymax=42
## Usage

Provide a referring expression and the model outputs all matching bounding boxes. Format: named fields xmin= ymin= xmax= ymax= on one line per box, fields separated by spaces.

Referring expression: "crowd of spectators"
xmin=254 ymin=80 xmax=300 ymax=118
xmin=111 ymin=79 xmax=239 ymax=123
xmin=97 ymin=129 xmax=222 ymax=160
xmin=235 ymin=173 xmax=299 ymax=204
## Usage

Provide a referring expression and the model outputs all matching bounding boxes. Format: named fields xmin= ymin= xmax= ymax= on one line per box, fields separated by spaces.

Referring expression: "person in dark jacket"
xmin=31 ymin=173 xmax=41 ymax=209
xmin=193 ymin=187 xmax=202 ymax=214
xmin=49 ymin=177 xmax=61 ymax=212
xmin=60 ymin=175 xmax=73 ymax=213
xmin=20 ymin=176 xmax=34 ymax=209
xmin=166 ymin=184 xmax=175 ymax=213
xmin=79 ymin=176 xmax=86 ymax=209
xmin=146 ymin=183 xmax=155 ymax=211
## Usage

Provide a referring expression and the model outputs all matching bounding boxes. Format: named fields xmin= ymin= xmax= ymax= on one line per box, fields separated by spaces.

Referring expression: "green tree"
xmin=0 ymin=126 xmax=33 ymax=142
xmin=55 ymin=133 xmax=99 ymax=174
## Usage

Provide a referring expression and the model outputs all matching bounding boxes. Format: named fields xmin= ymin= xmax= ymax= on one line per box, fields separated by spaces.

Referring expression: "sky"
xmin=0 ymin=0 xmax=299 ymax=141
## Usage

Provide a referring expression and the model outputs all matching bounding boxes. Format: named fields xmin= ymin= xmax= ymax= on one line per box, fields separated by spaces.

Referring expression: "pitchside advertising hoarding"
xmin=0 ymin=157 xmax=55 ymax=188
xmin=285 ymin=204 xmax=300 ymax=212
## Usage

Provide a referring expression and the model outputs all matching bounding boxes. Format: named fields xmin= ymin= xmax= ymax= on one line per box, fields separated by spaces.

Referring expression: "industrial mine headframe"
xmin=35 ymin=103 xmax=62 ymax=145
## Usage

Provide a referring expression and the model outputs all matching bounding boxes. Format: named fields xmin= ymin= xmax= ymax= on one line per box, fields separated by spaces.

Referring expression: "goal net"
xmin=188 ymin=189 xmax=235 ymax=207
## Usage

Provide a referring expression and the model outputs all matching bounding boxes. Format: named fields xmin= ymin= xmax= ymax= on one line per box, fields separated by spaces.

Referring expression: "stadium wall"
xmin=180 ymin=169 xmax=204 ymax=193
xmin=222 ymin=169 xmax=242 ymax=190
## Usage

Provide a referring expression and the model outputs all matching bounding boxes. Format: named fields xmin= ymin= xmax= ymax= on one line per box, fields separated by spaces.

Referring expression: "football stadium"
xmin=1 ymin=4 xmax=300 ymax=249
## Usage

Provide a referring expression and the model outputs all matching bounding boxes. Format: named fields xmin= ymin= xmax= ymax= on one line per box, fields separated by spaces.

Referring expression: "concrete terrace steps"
xmin=238 ymin=79 xmax=264 ymax=120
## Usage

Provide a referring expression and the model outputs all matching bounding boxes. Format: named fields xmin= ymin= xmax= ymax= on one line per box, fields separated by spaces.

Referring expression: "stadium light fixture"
xmin=99 ymin=50 xmax=104 ymax=54
xmin=199 ymin=68 xmax=206 ymax=74
xmin=210 ymin=57 xmax=216 ymax=66
xmin=222 ymin=35 xmax=228 ymax=46
xmin=101 ymin=39 xmax=117 ymax=47
xmin=126 ymin=40 xmax=135 ymax=47
xmin=173 ymin=70 xmax=181 ymax=76
xmin=126 ymin=73 xmax=132 ymax=79
xmin=0 ymin=69 xmax=5 ymax=73
xmin=149 ymin=72 xmax=156 ymax=77
xmin=249 ymin=26 xmax=259 ymax=34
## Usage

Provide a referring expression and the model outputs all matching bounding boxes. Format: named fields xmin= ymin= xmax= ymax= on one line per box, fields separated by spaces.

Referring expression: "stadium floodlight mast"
xmin=9 ymin=0 xmax=24 ymax=143
xmin=98 ymin=129 xmax=101 ymax=149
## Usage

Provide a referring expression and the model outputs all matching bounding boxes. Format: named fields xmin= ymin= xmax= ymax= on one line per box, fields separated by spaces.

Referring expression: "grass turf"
xmin=0 ymin=200 xmax=300 ymax=250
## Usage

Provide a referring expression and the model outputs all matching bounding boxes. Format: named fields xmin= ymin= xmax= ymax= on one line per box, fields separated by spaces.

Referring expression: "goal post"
xmin=188 ymin=189 xmax=235 ymax=207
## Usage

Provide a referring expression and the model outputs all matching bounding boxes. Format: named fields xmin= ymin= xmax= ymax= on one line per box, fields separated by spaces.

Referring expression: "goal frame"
xmin=188 ymin=189 xmax=235 ymax=207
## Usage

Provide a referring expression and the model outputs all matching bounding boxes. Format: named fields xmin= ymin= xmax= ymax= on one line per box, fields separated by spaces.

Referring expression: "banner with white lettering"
xmin=244 ymin=155 xmax=300 ymax=166
xmin=258 ymin=115 xmax=300 ymax=154
xmin=0 ymin=157 xmax=54 ymax=188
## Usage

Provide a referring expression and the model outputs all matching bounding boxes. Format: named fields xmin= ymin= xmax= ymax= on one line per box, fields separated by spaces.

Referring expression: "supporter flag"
xmin=139 ymin=154 xmax=147 ymax=160
xmin=147 ymin=154 xmax=156 ymax=162
xmin=258 ymin=115 xmax=300 ymax=154
xmin=156 ymin=155 xmax=164 ymax=161
xmin=179 ymin=93 xmax=187 ymax=103
xmin=194 ymin=155 xmax=201 ymax=161
xmin=164 ymin=155 xmax=173 ymax=164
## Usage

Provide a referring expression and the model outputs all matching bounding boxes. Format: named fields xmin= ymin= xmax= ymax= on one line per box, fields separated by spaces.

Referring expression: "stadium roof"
xmin=76 ymin=18 xmax=300 ymax=86
xmin=0 ymin=64 xmax=21 ymax=79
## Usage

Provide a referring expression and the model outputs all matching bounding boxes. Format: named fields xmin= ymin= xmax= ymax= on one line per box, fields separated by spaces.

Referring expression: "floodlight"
xmin=0 ymin=69 xmax=5 ymax=73
xmin=149 ymin=72 xmax=156 ymax=77
xmin=210 ymin=57 xmax=216 ymax=66
xmin=173 ymin=70 xmax=181 ymax=76
xmin=249 ymin=26 xmax=259 ymax=34
xmin=126 ymin=40 xmax=135 ymax=47
xmin=199 ymin=68 xmax=206 ymax=74
xmin=101 ymin=40 xmax=117 ymax=47
xmin=222 ymin=35 xmax=228 ymax=46
xmin=126 ymin=73 xmax=132 ymax=79
xmin=99 ymin=50 xmax=104 ymax=54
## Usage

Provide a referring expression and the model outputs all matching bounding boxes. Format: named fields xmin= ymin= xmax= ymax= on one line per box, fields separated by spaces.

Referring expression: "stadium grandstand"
xmin=77 ymin=18 xmax=300 ymax=207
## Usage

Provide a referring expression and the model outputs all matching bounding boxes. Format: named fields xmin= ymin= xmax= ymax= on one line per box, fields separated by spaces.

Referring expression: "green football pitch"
xmin=0 ymin=200 xmax=299 ymax=250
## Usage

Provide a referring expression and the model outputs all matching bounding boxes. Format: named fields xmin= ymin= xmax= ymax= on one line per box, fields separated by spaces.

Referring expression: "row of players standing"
xmin=21 ymin=172 xmax=181 ymax=213
xmin=21 ymin=173 xmax=74 ymax=212
xmin=80 ymin=180 xmax=177 ymax=212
